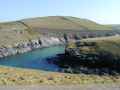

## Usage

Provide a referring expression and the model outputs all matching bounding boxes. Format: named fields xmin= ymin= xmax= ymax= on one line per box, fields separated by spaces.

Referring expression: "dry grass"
xmin=0 ymin=21 xmax=40 ymax=47
xmin=22 ymin=16 xmax=112 ymax=30
xmin=0 ymin=66 xmax=119 ymax=85
xmin=81 ymin=36 xmax=120 ymax=56
xmin=0 ymin=16 xmax=112 ymax=47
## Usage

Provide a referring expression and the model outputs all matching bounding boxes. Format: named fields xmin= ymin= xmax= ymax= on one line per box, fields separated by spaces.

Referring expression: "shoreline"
xmin=0 ymin=36 xmax=65 ymax=58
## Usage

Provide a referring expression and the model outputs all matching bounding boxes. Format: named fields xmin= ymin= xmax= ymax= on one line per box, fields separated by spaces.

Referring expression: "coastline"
xmin=0 ymin=36 xmax=65 ymax=58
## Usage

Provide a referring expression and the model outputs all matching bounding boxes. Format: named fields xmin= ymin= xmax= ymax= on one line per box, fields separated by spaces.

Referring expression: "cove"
xmin=0 ymin=45 xmax=65 ymax=72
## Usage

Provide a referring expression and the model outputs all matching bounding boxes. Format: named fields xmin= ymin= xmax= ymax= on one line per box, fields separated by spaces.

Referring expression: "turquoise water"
xmin=0 ymin=45 xmax=65 ymax=71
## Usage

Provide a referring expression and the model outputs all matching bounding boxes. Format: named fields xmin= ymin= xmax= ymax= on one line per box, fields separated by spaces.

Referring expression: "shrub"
xmin=67 ymin=42 xmax=77 ymax=49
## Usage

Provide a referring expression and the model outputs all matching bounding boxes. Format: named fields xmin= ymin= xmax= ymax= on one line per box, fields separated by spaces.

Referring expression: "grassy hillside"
xmin=82 ymin=36 xmax=120 ymax=56
xmin=65 ymin=16 xmax=112 ymax=30
xmin=67 ymin=36 xmax=120 ymax=57
xmin=76 ymin=36 xmax=120 ymax=60
xmin=0 ymin=16 xmax=112 ymax=47
xmin=22 ymin=16 xmax=112 ymax=30
xmin=0 ymin=21 xmax=40 ymax=47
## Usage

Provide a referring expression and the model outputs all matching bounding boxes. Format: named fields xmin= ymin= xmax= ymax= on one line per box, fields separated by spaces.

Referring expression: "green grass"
xmin=0 ymin=16 xmax=112 ymax=47
xmin=22 ymin=16 xmax=112 ymax=30
xmin=0 ymin=21 xmax=40 ymax=47
xmin=65 ymin=16 xmax=112 ymax=30
xmin=82 ymin=36 xmax=120 ymax=56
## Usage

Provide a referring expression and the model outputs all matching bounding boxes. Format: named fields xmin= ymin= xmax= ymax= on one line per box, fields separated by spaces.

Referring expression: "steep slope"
xmin=0 ymin=21 xmax=40 ymax=47
xmin=22 ymin=16 xmax=84 ymax=30
xmin=65 ymin=16 xmax=112 ymax=30
xmin=0 ymin=16 xmax=112 ymax=47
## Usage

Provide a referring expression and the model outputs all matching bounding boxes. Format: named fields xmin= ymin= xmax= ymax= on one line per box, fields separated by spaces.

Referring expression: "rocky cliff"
xmin=0 ymin=36 xmax=65 ymax=58
xmin=0 ymin=16 xmax=116 ymax=58
xmin=55 ymin=36 xmax=120 ymax=74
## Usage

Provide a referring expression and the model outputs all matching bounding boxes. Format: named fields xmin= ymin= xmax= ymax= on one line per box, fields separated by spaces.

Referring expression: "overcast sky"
xmin=0 ymin=0 xmax=119 ymax=24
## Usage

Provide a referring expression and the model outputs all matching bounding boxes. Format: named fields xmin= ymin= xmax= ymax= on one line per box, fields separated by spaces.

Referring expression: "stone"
xmin=0 ymin=36 xmax=64 ymax=58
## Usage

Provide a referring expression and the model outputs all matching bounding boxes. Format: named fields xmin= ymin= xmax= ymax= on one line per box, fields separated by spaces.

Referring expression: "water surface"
xmin=0 ymin=45 xmax=65 ymax=71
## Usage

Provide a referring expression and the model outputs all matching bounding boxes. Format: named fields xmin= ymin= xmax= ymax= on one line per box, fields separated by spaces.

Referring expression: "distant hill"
xmin=0 ymin=16 xmax=112 ymax=47
xmin=22 ymin=16 xmax=112 ymax=30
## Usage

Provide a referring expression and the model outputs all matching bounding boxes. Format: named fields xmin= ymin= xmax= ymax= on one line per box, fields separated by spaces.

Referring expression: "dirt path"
xmin=0 ymin=84 xmax=120 ymax=90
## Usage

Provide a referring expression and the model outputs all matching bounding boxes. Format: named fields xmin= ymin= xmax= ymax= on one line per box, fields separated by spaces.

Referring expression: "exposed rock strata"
xmin=0 ymin=36 xmax=65 ymax=58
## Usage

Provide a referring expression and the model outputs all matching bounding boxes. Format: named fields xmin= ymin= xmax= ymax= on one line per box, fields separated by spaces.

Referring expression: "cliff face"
xmin=0 ymin=16 xmax=115 ymax=58
xmin=0 ymin=36 xmax=65 ymax=58
xmin=56 ymin=36 xmax=120 ymax=74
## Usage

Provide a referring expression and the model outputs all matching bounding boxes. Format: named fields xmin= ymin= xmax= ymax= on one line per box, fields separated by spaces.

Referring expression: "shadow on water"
xmin=52 ymin=54 xmax=120 ymax=76
xmin=0 ymin=45 xmax=120 ymax=76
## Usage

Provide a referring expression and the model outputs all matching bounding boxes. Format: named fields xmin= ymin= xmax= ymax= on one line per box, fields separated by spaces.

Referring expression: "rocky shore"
xmin=0 ymin=36 xmax=65 ymax=58
xmin=55 ymin=36 xmax=120 ymax=75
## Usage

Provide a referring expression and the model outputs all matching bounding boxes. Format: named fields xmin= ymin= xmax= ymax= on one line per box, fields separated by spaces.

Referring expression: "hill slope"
xmin=0 ymin=16 xmax=112 ymax=47
xmin=22 ymin=16 xmax=112 ymax=30
xmin=0 ymin=21 xmax=40 ymax=47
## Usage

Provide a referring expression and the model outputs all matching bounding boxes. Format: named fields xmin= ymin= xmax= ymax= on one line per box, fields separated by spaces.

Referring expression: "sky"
xmin=0 ymin=0 xmax=120 ymax=24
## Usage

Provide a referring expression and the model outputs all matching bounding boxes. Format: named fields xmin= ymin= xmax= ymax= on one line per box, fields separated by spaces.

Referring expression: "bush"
xmin=67 ymin=42 xmax=77 ymax=49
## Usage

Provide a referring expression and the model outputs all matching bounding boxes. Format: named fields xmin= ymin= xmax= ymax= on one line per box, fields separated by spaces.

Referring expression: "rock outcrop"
xmin=0 ymin=36 xmax=65 ymax=58
xmin=55 ymin=36 xmax=120 ymax=74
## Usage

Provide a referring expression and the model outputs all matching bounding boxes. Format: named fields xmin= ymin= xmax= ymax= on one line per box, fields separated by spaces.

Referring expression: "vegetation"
xmin=57 ymin=36 xmax=120 ymax=75
xmin=66 ymin=42 xmax=77 ymax=49
xmin=65 ymin=16 xmax=112 ymax=30
xmin=0 ymin=21 xmax=40 ymax=47
xmin=0 ymin=16 xmax=113 ymax=47
xmin=0 ymin=66 xmax=119 ymax=85
xmin=0 ymin=16 xmax=119 ymax=85
xmin=22 ymin=16 xmax=112 ymax=30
